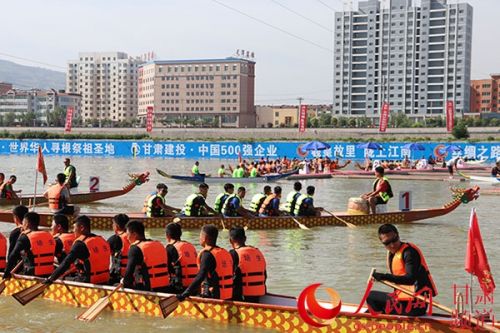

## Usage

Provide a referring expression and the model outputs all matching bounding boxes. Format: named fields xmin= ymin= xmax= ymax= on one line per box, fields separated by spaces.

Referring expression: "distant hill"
xmin=0 ymin=59 xmax=65 ymax=90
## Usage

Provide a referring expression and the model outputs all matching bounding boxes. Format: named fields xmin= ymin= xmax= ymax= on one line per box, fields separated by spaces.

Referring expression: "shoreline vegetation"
xmin=0 ymin=127 xmax=498 ymax=143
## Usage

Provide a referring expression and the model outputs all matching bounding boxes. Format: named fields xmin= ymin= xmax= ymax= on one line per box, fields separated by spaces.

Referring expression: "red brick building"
xmin=0 ymin=82 xmax=13 ymax=95
xmin=470 ymin=74 xmax=500 ymax=113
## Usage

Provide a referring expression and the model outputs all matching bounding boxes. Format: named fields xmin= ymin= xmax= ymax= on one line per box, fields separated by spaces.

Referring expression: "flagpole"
xmin=32 ymin=168 xmax=38 ymax=212
xmin=469 ymin=273 xmax=474 ymax=315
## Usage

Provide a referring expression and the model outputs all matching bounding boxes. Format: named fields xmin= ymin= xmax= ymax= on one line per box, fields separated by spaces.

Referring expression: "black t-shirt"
xmin=107 ymin=234 xmax=123 ymax=255
xmin=5 ymin=233 xmax=31 ymax=276
xmin=180 ymin=250 xmax=216 ymax=298
xmin=123 ymin=245 xmax=148 ymax=290
xmin=191 ymin=196 xmax=207 ymax=216
xmin=49 ymin=234 xmax=94 ymax=282
xmin=8 ymin=227 xmax=22 ymax=257
xmin=229 ymin=249 xmax=242 ymax=301
xmin=492 ymin=166 xmax=500 ymax=177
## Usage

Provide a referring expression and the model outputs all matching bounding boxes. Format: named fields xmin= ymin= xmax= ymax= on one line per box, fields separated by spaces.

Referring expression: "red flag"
xmin=299 ymin=105 xmax=307 ymax=133
xmin=379 ymin=101 xmax=390 ymax=132
xmin=146 ymin=106 xmax=154 ymax=133
xmin=65 ymin=106 xmax=74 ymax=133
xmin=465 ymin=208 xmax=495 ymax=296
xmin=37 ymin=146 xmax=48 ymax=185
xmin=446 ymin=101 xmax=454 ymax=132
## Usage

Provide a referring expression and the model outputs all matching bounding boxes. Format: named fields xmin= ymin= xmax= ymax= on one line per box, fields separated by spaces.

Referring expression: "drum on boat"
xmin=347 ymin=197 xmax=369 ymax=215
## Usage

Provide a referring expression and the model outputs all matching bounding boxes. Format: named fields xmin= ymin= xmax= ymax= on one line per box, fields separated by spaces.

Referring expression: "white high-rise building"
xmin=66 ymin=52 xmax=143 ymax=123
xmin=333 ymin=0 xmax=473 ymax=121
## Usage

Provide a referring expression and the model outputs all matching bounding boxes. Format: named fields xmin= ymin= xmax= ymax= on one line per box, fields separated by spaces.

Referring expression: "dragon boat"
xmin=0 ymin=274 xmax=497 ymax=332
xmin=156 ymin=169 xmax=298 ymax=184
xmin=0 ymin=172 xmax=150 ymax=206
xmin=0 ymin=187 xmax=479 ymax=230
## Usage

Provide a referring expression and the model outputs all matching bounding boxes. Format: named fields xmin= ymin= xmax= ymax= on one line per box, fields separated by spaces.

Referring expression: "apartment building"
xmin=470 ymin=74 xmax=500 ymax=113
xmin=333 ymin=0 xmax=473 ymax=121
xmin=66 ymin=52 xmax=143 ymax=123
xmin=138 ymin=57 xmax=256 ymax=128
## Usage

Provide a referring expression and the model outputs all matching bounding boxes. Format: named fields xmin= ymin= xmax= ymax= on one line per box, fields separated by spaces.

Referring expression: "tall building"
xmin=333 ymin=0 xmax=473 ymax=121
xmin=470 ymin=74 xmax=500 ymax=113
xmin=66 ymin=52 xmax=143 ymax=123
xmin=138 ymin=57 xmax=256 ymax=128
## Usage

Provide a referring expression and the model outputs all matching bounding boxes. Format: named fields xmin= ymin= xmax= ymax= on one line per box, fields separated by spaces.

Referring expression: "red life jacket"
xmin=388 ymin=243 xmax=438 ymax=300
xmin=135 ymin=240 xmax=169 ymax=290
xmin=197 ymin=247 xmax=233 ymax=300
xmin=0 ymin=233 xmax=6 ymax=270
xmin=55 ymin=232 xmax=77 ymax=256
xmin=24 ymin=230 xmax=56 ymax=276
xmin=47 ymin=184 xmax=65 ymax=210
xmin=235 ymin=246 xmax=267 ymax=297
xmin=75 ymin=235 xmax=111 ymax=284
xmin=118 ymin=232 xmax=130 ymax=276
xmin=172 ymin=240 xmax=198 ymax=287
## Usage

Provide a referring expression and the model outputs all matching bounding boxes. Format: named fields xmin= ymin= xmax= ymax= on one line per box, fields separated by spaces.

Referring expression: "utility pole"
xmin=297 ymin=97 xmax=303 ymax=127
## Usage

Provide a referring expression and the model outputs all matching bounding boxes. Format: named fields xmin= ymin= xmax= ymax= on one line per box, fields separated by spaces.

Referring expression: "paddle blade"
xmin=159 ymin=296 xmax=179 ymax=319
xmin=12 ymin=283 xmax=48 ymax=306
xmin=156 ymin=169 xmax=169 ymax=178
xmin=0 ymin=280 xmax=6 ymax=295
xmin=298 ymin=222 xmax=310 ymax=230
xmin=77 ymin=296 xmax=111 ymax=322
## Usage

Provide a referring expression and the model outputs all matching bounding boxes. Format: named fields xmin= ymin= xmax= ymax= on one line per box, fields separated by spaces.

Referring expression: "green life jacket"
xmin=222 ymin=194 xmax=242 ymax=217
xmin=372 ymin=176 xmax=393 ymax=203
xmin=147 ymin=194 xmax=165 ymax=217
xmin=250 ymin=168 xmax=258 ymax=178
xmin=183 ymin=193 xmax=203 ymax=216
xmin=232 ymin=169 xmax=238 ymax=177
xmin=249 ymin=193 xmax=266 ymax=213
xmin=192 ymin=165 xmax=200 ymax=175
xmin=293 ymin=194 xmax=313 ymax=216
xmin=214 ymin=192 xmax=230 ymax=213
xmin=217 ymin=168 xmax=225 ymax=176
xmin=284 ymin=191 xmax=301 ymax=215
xmin=64 ymin=165 xmax=78 ymax=187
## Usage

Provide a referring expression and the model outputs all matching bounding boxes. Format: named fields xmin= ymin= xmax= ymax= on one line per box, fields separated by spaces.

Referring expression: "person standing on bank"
xmin=367 ymin=224 xmax=438 ymax=316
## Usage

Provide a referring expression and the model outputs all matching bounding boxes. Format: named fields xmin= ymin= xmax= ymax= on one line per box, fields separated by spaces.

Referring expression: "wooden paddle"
xmin=77 ymin=283 xmax=123 ymax=322
xmin=375 ymin=273 xmax=500 ymax=333
xmin=156 ymin=169 xmax=170 ymax=178
xmin=323 ymin=209 xmax=357 ymax=229
xmin=159 ymin=295 xmax=180 ymax=319
xmin=290 ymin=216 xmax=310 ymax=230
xmin=0 ymin=261 xmax=24 ymax=295
xmin=12 ymin=270 xmax=74 ymax=306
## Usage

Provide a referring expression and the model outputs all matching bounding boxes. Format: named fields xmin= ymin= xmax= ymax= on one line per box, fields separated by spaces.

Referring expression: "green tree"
xmin=338 ymin=117 xmax=348 ymax=127
xmin=47 ymin=106 xmax=67 ymax=127
xmin=310 ymin=118 xmax=319 ymax=128
xmin=452 ymin=120 xmax=470 ymax=139
xmin=358 ymin=116 xmax=372 ymax=128
xmin=331 ymin=117 xmax=338 ymax=127
xmin=4 ymin=112 xmax=16 ymax=126
xmin=348 ymin=117 xmax=357 ymax=128
xmin=319 ymin=114 xmax=332 ymax=127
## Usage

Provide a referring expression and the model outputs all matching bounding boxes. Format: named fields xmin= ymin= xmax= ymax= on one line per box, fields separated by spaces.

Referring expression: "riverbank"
xmin=1 ymin=127 xmax=499 ymax=141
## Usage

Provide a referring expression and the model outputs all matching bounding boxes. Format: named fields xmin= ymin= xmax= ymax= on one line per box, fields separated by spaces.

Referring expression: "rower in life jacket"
xmin=165 ymin=222 xmax=199 ymax=292
xmin=258 ymin=186 xmax=282 ymax=217
xmin=368 ymin=224 xmax=438 ymax=316
xmin=3 ymin=212 xmax=55 ymax=279
xmin=45 ymin=215 xmax=111 ymax=285
xmin=229 ymin=226 xmax=267 ymax=302
xmin=0 ymin=232 xmax=6 ymax=271
xmin=213 ymin=183 xmax=235 ymax=214
xmin=284 ymin=182 xmax=302 ymax=216
xmin=294 ymin=186 xmax=323 ymax=217
xmin=44 ymin=173 xmax=79 ymax=216
xmin=51 ymin=214 xmax=76 ymax=264
xmin=145 ymin=183 xmax=180 ymax=217
xmin=63 ymin=158 xmax=78 ymax=189
xmin=183 ymin=183 xmax=217 ymax=217
xmin=176 ymin=224 xmax=233 ymax=301
xmin=249 ymin=163 xmax=259 ymax=178
xmin=107 ymin=214 xmax=130 ymax=283
xmin=362 ymin=166 xmax=393 ymax=214
xmin=248 ymin=186 xmax=271 ymax=214
xmin=223 ymin=187 xmax=254 ymax=218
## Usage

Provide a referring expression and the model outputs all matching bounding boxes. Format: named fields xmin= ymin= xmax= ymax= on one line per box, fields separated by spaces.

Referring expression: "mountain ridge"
xmin=0 ymin=58 xmax=65 ymax=90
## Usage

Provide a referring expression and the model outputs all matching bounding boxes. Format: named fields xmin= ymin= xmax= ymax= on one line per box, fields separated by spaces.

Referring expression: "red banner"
xmin=37 ymin=146 xmax=48 ymax=185
xmin=64 ymin=106 xmax=74 ymax=133
xmin=299 ymin=105 xmax=307 ymax=133
xmin=379 ymin=101 xmax=390 ymax=132
xmin=446 ymin=100 xmax=454 ymax=132
xmin=465 ymin=208 xmax=496 ymax=297
xmin=146 ymin=106 xmax=154 ymax=133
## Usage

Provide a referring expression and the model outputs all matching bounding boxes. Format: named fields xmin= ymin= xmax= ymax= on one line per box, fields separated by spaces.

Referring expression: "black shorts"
xmin=374 ymin=196 xmax=387 ymax=205
xmin=447 ymin=165 xmax=453 ymax=173
xmin=56 ymin=206 xmax=75 ymax=215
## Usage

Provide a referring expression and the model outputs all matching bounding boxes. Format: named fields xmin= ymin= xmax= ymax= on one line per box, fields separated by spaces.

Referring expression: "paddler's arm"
xmin=372 ymin=247 xmax=419 ymax=285
xmin=177 ymin=251 xmax=214 ymax=300
xmin=8 ymin=227 xmax=21 ymax=257
xmin=159 ymin=201 xmax=181 ymax=215
xmin=3 ymin=235 xmax=30 ymax=279
xmin=165 ymin=244 xmax=179 ymax=276
xmin=122 ymin=246 xmax=142 ymax=288
xmin=46 ymin=241 xmax=87 ymax=283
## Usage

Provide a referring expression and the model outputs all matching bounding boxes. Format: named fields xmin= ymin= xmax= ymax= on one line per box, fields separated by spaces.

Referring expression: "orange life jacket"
xmin=235 ymin=246 xmax=266 ymax=297
xmin=135 ymin=240 xmax=169 ymax=290
xmin=388 ymin=243 xmax=438 ymax=300
xmin=197 ymin=247 xmax=233 ymax=300
xmin=47 ymin=184 xmax=65 ymax=210
xmin=258 ymin=194 xmax=278 ymax=215
xmin=118 ymin=232 xmax=130 ymax=276
xmin=56 ymin=232 xmax=76 ymax=255
xmin=75 ymin=235 xmax=111 ymax=284
xmin=172 ymin=240 xmax=198 ymax=288
xmin=23 ymin=230 xmax=56 ymax=276
xmin=0 ymin=233 xmax=6 ymax=270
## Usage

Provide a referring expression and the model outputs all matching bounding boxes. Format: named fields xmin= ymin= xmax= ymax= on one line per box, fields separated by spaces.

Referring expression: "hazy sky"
xmin=0 ymin=0 xmax=497 ymax=104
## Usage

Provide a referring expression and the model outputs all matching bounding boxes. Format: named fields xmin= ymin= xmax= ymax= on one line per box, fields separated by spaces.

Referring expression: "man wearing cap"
xmin=146 ymin=183 xmax=180 ymax=217
xmin=63 ymin=158 xmax=78 ymax=189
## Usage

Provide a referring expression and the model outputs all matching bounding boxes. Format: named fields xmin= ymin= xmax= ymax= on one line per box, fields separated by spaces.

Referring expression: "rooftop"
xmin=140 ymin=57 xmax=255 ymax=67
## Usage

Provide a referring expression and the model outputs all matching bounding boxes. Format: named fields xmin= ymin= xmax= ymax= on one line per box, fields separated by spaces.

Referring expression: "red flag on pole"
xmin=379 ymin=101 xmax=390 ymax=132
xmin=446 ymin=101 xmax=455 ymax=132
xmin=37 ymin=146 xmax=48 ymax=185
xmin=146 ymin=106 xmax=154 ymax=133
xmin=465 ymin=208 xmax=496 ymax=297
xmin=299 ymin=105 xmax=307 ymax=133
xmin=65 ymin=106 xmax=74 ymax=133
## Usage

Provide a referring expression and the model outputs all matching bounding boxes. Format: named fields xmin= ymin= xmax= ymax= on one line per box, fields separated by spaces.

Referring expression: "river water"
xmin=0 ymin=155 xmax=498 ymax=332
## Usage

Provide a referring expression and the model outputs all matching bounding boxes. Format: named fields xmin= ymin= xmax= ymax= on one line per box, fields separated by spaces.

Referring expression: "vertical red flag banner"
xmin=64 ymin=106 xmax=74 ymax=133
xmin=146 ymin=106 xmax=154 ymax=133
xmin=379 ymin=101 xmax=390 ymax=132
xmin=446 ymin=100 xmax=455 ymax=132
xmin=299 ymin=105 xmax=307 ymax=133
xmin=465 ymin=208 xmax=496 ymax=297
xmin=37 ymin=146 xmax=48 ymax=185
